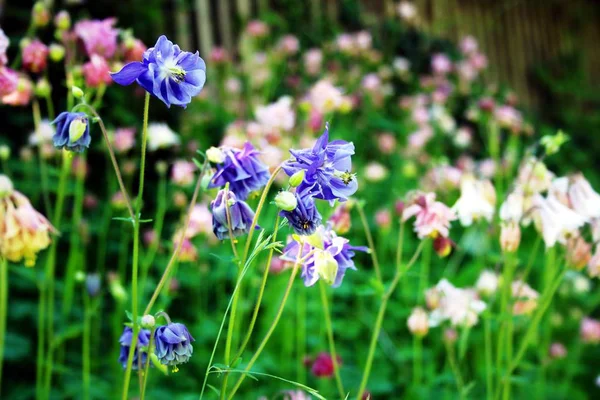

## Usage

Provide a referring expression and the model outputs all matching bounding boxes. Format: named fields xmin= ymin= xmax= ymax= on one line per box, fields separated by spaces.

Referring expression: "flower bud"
xmin=155 ymin=160 xmax=168 ymax=175
xmin=407 ymin=307 xmax=429 ymax=337
xmin=433 ymin=236 xmax=453 ymax=258
xmin=0 ymin=174 xmax=14 ymax=198
xmin=500 ymin=222 xmax=521 ymax=253
xmin=206 ymin=146 xmax=225 ymax=164
xmin=274 ymin=191 xmax=297 ymax=211
xmin=75 ymin=271 xmax=86 ymax=282
xmin=85 ymin=273 xmax=101 ymax=297
xmin=54 ymin=10 xmax=71 ymax=31
xmin=289 ymin=170 xmax=305 ymax=187
xmin=141 ymin=314 xmax=156 ymax=329
xmin=444 ymin=328 xmax=458 ymax=344
xmin=35 ymin=78 xmax=51 ymax=97
xmin=69 ymin=117 xmax=88 ymax=143
xmin=109 ymin=277 xmax=127 ymax=303
xmin=0 ymin=145 xmax=10 ymax=161
xmin=314 ymin=249 xmax=338 ymax=286
xmin=549 ymin=342 xmax=567 ymax=360
xmin=49 ymin=43 xmax=65 ymax=62
xmin=32 ymin=2 xmax=50 ymax=27
xmin=72 ymin=86 xmax=84 ymax=98
xmin=566 ymin=236 xmax=592 ymax=270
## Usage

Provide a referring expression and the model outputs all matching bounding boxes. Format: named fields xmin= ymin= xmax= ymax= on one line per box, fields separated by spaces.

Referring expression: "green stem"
xmin=446 ymin=340 xmax=465 ymax=398
xmin=226 ymin=259 xmax=301 ymax=399
xmin=36 ymin=276 xmax=46 ymax=400
xmin=141 ymin=173 xmax=168 ymax=292
xmin=356 ymin=202 xmax=382 ymax=283
xmin=231 ymin=216 xmax=281 ymax=363
xmin=296 ymin=281 xmax=306 ymax=384
xmin=82 ymin=290 xmax=91 ymax=400
xmin=43 ymin=151 xmax=72 ymax=399
xmin=121 ymin=92 xmax=150 ymax=400
xmin=140 ymin=330 xmax=155 ymax=400
xmin=319 ymin=281 xmax=345 ymax=399
xmin=0 ymin=258 xmax=8 ymax=398
xmin=413 ymin=337 xmax=423 ymax=387
xmin=356 ymin=239 xmax=424 ymax=400
xmin=31 ymin=99 xmax=51 ymax=216
xmin=485 ymin=315 xmax=494 ymax=400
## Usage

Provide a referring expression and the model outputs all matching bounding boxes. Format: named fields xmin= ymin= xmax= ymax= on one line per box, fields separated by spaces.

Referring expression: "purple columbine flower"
xmin=211 ymin=189 xmax=258 ymax=240
xmin=154 ymin=322 xmax=195 ymax=366
xmin=51 ymin=112 xmax=91 ymax=153
xmin=209 ymin=143 xmax=270 ymax=201
xmin=280 ymin=187 xmax=322 ymax=236
xmin=283 ymin=125 xmax=357 ymax=204
xmin=111 ymin=35 xmax=206 ymax=108
xmin=118 ymin=326 xmax=151 ymax=369
xmin=280 ymin=225 xmax=368 ymax=287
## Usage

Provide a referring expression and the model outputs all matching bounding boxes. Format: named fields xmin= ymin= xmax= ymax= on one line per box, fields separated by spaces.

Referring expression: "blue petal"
xmin=111 ymin=62 xmax=148 ymax=86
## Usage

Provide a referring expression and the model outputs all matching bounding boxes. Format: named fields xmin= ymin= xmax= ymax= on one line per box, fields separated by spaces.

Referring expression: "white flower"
xmin=28 ymin=119 xmax=54 ymax=145
xmin=0 ymin=29 xmax=9 ymax=65
xmin=397 ymin=1 xmax=417 ymax=21
xmin=393 ymin=57 xmax=410 ymax=74
xmin=516 ymin=158 xmax=554 ymax=195
xmin=147 ymin=123 xmax=180 ymax=151
xmin=532 ymin=194 xmax=587 ymax=248
xmin=407 ymin=307 xmax=429 ymax=337
xmin=308 ymin=80 xmax=344 ymax=114
xmin=476 ymin=270 xmax=499 ymax=296
xmin=255 ymin=96 xmax=295 ymax=132
xmin=500 ymin=189 xmax=524 ymax=223
xmin=452 ymin=176 xmax=496 ymax=226
xmin=364 ymin=162 xmax=388 ymax=182
xmin=568 ymin=173 xmax=600 ymax=219
xmin=428 ymin=279 xmax=486 ymax=328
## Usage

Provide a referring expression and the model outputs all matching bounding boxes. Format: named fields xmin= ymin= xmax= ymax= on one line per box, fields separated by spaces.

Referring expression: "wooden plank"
xmin=218 ymin=0 xmax=234 ymax=51
xmin=174 ymin=0 xmax=192 ymax=51
xmin=195 ymin=0 xmax=214 ymax=56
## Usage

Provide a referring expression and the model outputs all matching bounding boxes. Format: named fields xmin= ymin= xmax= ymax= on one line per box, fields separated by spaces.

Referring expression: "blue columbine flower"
xmin=280 ymin=186 xmax=322 ymax=236
xmin=280 ymin=225 xmax=368 ymax=287
xmin=211 ymin=189 xmax=258 ymax=240
xmin=111 ymin=35 xmax=206 ymax=108
xmin=208 ymin=142 xmax=271 ymax=201
xmin=282 ymin=125 xmax=357 ymax=204
xmin=154 ymin=323 xmax=194 ymax=366
xmin=51 ymin=112 xmax=91 ymax=153
xmin=118 ymin=326 xmax=152 ymax=369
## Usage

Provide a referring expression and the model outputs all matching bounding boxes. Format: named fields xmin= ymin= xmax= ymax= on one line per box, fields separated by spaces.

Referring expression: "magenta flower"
xmin=0 ymin=67 xmax=18 ymax=97
xmin=22 ymin=39 xmax=48 ymax=73
xmin=82 ymin=54 xmax=112 ymax=88
xmin=311 ymin=352 xmax=342 ymax=378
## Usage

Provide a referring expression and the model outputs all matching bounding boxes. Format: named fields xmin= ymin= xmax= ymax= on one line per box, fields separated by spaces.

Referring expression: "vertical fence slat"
xmin=195 ymin=0 xmax=214 ymax=56
xmin=218 ymin=0 xmax=234 ymax=51
xmin=237 ymin=0 xmax=251 ymax=22
xmin=174 ymin=0 xmax=192 ymax=51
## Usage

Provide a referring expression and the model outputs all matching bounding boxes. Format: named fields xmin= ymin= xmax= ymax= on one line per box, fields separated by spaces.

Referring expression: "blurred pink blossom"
xmin=82 ymin=54 xmax=112 ymax=87
xmin=403 ymin=193 xmax=456 ymax=239
xmin=113 ymin=128 xmax=136 ymax=153
xmin=22 ymin=39 xmax=48 ymax=73
xmin=171 ymin=160 xmax=196 ymax=187
xmin=581 ymin=317 xmax=600 ymax=344
xmin=74 ymin=18 xmax=119 ymax=58
xmin=0 ymin=67 xmax=18 ymax=97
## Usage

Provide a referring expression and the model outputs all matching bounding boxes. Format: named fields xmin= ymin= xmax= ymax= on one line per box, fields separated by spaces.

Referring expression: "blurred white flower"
xmin=568 ymin=173 xmax=600 ymax=219
xmin=308 ymin=80 xmax=344 ymax=114
xmin=452 ymin=176 xmax=496 ymax=226
xmin=147 ymin=123 xmax=180 ymax=151
xmin=428 ymin=279 xmax=486 ymax=328
xmin=28 ymin=119 xmax=54 ymax=145
xmin=407 ymin=307 xmax=429 ymax=337
xmin=255 ymin=96 xmax=295 ymax=132
xmin=476 ymin=270 xmax=499 ymax=296
xmin=532 ymin=194 xmax=587 ymax=248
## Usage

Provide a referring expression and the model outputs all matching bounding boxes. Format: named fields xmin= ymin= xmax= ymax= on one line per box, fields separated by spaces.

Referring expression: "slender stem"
xmin=445 ymin=340 xmax=465 ymax=399
xmin=356 ymin=202 xmax=382 ymax=283
xmin=141 ymin=173 xmax=168 ymax=291
xmin=0 ymin=258 xmax=8 ymax=398
xmin=72 ymin=103 xmax=135 ymax=221
xmin=36 ymin=273 xmax=46 ymax=400
xmin=319 ymin=281 xmax=345 ymax=399
xmin=140 ymin=330 xmax=155 ymax=400
xmin=121 ymin=92 xmax=150 ymax=400
xmin=485 ymin=315 xmax=494 ymax=400
xmin=296 ymin=280 xmax=306 ymax=384
xmin=226 ymin=257 xmax=301 ymax=399
xmin=221 ymin=187 xmax=242 ymax=400
xmin=43 ymin=151 xmax=72 ymax=399
xmin=82 ymin=291 xmax=91 ymax=400
xmin=356 ymin=240 xmax=425 ymax=399
xmin=231 ymin=216 xmax=281 ymax=363
xmin=143 ymin=161 xmax=209 ymax=316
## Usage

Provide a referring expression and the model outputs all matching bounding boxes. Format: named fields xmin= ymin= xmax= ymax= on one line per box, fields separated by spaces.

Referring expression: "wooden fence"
xmin=175 ymin=0 xmax=600 ymax=109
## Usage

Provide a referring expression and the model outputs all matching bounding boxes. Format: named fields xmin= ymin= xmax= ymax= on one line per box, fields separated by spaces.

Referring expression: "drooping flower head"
xmin=567 ymin=173 xmax=600 ymax=219
xmin=311 ymin=352 xmax=342 ymax=378
xmin=210 ymin=189 xmax=257 ymax=240
xmin=0 ymin=177 xmax=56 ymax=266
xmin=283 ymin=126 xmax=357 ymax=203
xmin=2 ymin=75 xmax=33 ymax=106
xmin=74 ymin=18 xmax=119 ymax=58
xmin=51 ymin=111 xmax=91 ymax=153
xmin=452 ymin=175 xmax=496 ymax=226
xmin=0 ymin=67 xmax=18 ymax=97
xmin=154 ymin=322 xmax=195 ymax=366
xmin=403 ymin=192 xmax=457 ymax=239
xmin=280 ymin=225 xmax=367 ymax=287
xmin=118 ymin=326 xmax=151 ymax=369
xmin=208 ymin=143 xmax=270 ymax=200
xmin=111 ymin=35 xmax=206 ymax=108
xmin=279 ymin=186 xmax=323 ymax=236
xmin=532 ymin=194 xmax=587 ymax=248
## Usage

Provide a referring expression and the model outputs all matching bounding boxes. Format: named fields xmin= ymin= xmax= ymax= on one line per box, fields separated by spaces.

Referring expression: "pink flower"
xmin=403 ymin=193 xmax=457 ymax=239
xmin=311 ymin=352 xmax=341 ymax=378
xmin=0 ymin=67 xmax=18 ymax=97
xmin=469 ymin=52 xmax=488 ymax=71
xmin=122 ymin=38 xmax=146 ymax=63
xmin=431 ymin=53 xmax=452 ymax=75
xmin=581 ymin=317 xmax=600 ymax=344
xmin=549 ymin=342 xmax=567 ymax=359
xmin=113 ymin=128 xmax=136 ymax=153
xmin=2 ymin=75 xmax=32 ymax=106
xmin=375 ymin=209 xmax=392 ymax=229
xmin=277 ymin=35 xmax=300 ymax=55
xmin=22 ymin=39 xmax=48 ymax=73
xmin=303 ymin=48 xmax=323 ymax=76
xmin=82 ymin=54 xmax=112 ymax=87
xmin=377 ymin=132 xmax=397 ymax=154
xmin=170 ymin=160 xmax=196 ymax=187
xmin=246 ymin=20 xmax=269 ymax=37
xmin=74 ymin=18 xmax=119 ymax=58
xmin=329 ymin=203 xmax=352 ymax=234
xmin=177 ymin=238 xmax=198 ymax=262
xmin=209 ymin=47 xmax=229 ymax=64
xmin=460 ymin=36 xmax=478 ymax=55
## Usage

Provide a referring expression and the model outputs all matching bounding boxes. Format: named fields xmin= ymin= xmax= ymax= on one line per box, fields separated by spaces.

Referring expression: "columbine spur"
xmin=154 ymin=322 xmax=194 ymax=366
xmin=283 ymin=125 xmax=357 ymax=203
xmin=51 ymin=111 xmax=91 ymax=153
xmin=111 ymin=35 xmax=206 ymax=108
